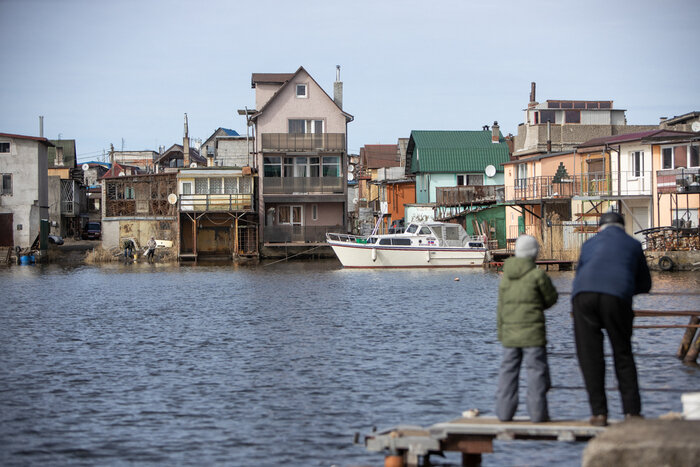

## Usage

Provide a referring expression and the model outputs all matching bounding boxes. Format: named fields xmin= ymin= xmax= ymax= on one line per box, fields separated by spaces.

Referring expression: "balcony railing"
xmin=179 ymin=194 xmax=253 ymax=212
xmin=263 ymin=176 xmax=343 ymax=195
xmin=505 ymin=171 xmax=653 ymax=202
xmin=261 ymin=133 xmax=345 ymax=152
xmin=657 ymin=168 xmax=700 ymax=194
xmin=264 ymin=224 xmax=343 ymax=243
xmin=436 ymin=185 xmax=503 ymax=206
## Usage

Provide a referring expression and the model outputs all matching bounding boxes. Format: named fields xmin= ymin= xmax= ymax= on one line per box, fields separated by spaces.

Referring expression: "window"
xmin=209 ymin=178 xmax=222 ymax=194
xmin=662 ymin=144 xmax=700 ymax=169
xmin=288 ymin=119 xmax=323 ymax=134
xmin=224 ymin=178 xmax=238 ymax=194
xmin=539 ymin=110 xmax=556 ymax=123
xmin=322 ymin=156 xmax=339 ymax=177
xmin=195 ymin=178 xmax=208 ymax=194
xmin=278 ymin=205 xmax=302 ymax=225
xmin=182 ymin=182 xmax=192 ymax=195
xmin=125 ymin=186 xmax=135 ymax=200
xmin=264 ymin=156 xmax=282 ymax=177
xmin=311 ymin=204 xmax=318 ymax=221
xmin=2 ymin=174 xmax=11 ymax=195
xmin=0 ymin=142 xmax=9 ymax=153
xmin=457 ymin=174 xmax=484 ymax=186
xmin=630 ymin=151 xmax=643 ymax=177
xmin=296 ymin=83 xmax=307 ymax=98
xmin=565 ymin=110 xmax=580 ymax=124
xmin=516 ymin=164 xmax=528 ymax=189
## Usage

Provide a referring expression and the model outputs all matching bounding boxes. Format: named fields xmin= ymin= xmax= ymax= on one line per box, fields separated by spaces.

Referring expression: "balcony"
xmin=261 ymin=133 xmax=345 ymax=152
xmin=264 ymin=224 xmax=342 ymax=243
xmin=657 ymin=168 xmax=700 ymax=194
xmin=179 ymin=194 xmax=253 ymax=212
xmin=263 ymin=176 xmax=343 ymax=195
xmin=505 ymin=172 xmax=653 ymax=202
xmin=436 ymin=185 xmax=503 ymax=206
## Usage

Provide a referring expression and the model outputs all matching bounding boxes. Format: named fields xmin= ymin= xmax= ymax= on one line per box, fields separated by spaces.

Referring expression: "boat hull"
xmin=328 ymin=242 xmax=486 ymax=268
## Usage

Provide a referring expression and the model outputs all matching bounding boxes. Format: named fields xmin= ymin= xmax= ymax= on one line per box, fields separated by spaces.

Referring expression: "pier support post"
xmin=683 ymin=331 xmax=700 ymax=364
xmin=677 ymin=316 xmax=699 ymax=359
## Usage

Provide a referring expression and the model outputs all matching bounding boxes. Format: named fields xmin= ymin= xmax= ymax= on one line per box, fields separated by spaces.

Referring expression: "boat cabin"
xmin=367 ymin=222 xmax=484 ymax=249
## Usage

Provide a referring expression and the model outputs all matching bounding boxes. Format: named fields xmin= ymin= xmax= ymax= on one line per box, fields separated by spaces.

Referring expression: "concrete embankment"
xmin=583 ymin=419 xmax=700 ymax=467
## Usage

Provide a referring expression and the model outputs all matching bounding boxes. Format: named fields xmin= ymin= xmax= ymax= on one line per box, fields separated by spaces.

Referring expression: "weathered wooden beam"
xmin=677 ymin=316 xmax=699 ymax=359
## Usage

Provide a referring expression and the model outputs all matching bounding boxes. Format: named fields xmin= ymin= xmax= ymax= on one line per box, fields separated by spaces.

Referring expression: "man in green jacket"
xmin=496 ymin=235 xmax=559 ymax=422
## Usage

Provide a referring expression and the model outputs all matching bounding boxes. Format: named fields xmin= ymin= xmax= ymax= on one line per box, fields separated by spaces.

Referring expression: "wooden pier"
xmin=365 ymin=416 xmax=607 ymax=466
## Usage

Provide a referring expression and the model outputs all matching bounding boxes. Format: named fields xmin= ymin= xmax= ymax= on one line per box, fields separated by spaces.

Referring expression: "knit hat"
xmin=515 ymin=235 xmax=539 ymax=259
xmin=599 ymin=211 xmax=624 ymax=227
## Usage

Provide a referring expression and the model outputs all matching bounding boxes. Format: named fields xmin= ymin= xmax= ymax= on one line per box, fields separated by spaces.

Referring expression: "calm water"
xmin=0 ymin=261 xmax=698 ymax=466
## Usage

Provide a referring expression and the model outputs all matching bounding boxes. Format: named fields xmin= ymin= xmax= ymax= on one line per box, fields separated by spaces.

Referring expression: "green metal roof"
xmin=408 ymin=130 xmax=509 ymax=174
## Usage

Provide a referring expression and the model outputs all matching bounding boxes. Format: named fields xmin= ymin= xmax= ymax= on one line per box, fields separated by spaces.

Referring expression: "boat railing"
xmin=326 ymin=232 xmax=373 ymax=244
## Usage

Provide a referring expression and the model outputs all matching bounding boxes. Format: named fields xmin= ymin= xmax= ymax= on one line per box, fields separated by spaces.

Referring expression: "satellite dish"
xmin=348 ymin=164 xmax=355 ymax=172
xmin=692 ymin=121 xmax=700 ymax=132
xmin=118 ymin=171 xmax=125 ymax=177
xmin=82 ymin=163 xmax=90 ymax=171
xmin=190 ymin=162 xmax=197 ymax=168
xmin=347 ymin=172 xmax=355 ymax=181
xmin=167 ymin=193 xmax=178 ymax=205
xmin=485 ymin=165 xmax=496 ymax=177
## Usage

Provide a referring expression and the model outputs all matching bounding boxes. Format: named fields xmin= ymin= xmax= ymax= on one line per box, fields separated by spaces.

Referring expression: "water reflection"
xmin=0 ymin=263 xmax=698 ymax=466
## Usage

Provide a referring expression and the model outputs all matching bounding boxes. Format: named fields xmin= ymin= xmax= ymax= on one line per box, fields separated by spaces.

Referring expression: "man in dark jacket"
xmin=572 ymin=211 xmax=652 ymax=426
xmin=496 ymin=235 xmax=558 ymax=422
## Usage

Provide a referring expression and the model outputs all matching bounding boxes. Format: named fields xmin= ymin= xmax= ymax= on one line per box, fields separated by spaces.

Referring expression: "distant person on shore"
xmin=572 ymin=211 xmax=651 ymax=427
xmin=123 ymin=238 xmax=134 ymax=261
xmin=496 ymin=235 xmax=558 ymax=423
xmin=146 ymin=237 xmax=157 ymax=263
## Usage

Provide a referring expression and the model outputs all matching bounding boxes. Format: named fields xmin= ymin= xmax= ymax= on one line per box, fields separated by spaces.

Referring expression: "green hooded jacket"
xmin=497 ymin=256 xmax=558 ymax=348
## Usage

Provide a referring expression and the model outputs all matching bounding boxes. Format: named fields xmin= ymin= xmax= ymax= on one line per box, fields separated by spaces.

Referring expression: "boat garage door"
xmin=0 ymin=213 xmax=13 ymax=246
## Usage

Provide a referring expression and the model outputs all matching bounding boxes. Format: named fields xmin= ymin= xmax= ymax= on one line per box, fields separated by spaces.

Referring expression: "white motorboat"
xmin=326 ymin=221 xmax=488 ymax=268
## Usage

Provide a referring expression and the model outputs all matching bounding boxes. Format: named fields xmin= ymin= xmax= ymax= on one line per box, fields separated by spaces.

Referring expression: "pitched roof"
xmin=47 ymin=139 xmax=77 ymax=167
xmin=360 ymin=144 xmax=399 ymax=168
xmin=101 ymin=162 xmax=143 ymax=179
xmin=250 ymin=66 xmax=353 ymax=123
xmin=0 ymin=133 xmax=53 ymax=146
xmin=155 ymin=144 xmax=205 ymax=164
xmin=407 ymin=130 xmax=510 ymax=174
xmin=221 ymin=128 xmax=239 ymax=136
xmin=577 ymin=130 xmax=695 ymax=149
xmin=251 ymin=73 xmax=295 ymax=88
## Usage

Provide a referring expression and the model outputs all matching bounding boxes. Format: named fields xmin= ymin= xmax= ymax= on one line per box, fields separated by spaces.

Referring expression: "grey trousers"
xmin=495 ymin=346 xmax=551 ymax=422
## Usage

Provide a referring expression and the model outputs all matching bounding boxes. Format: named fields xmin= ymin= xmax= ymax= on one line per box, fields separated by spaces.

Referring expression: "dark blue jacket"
xmin=572 ymin=225 xmax=651 ymax=303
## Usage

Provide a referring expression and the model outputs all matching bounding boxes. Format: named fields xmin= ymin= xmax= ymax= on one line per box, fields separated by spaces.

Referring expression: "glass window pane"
xmin=240 ymin=178 xmax=251 ymax=194
xmin=292 ymin=206 xmax=301 ymax=223
xmin=674 ymin=146 xmax=687 ymax=168
xmin=322 ymin=156 xmax=339 ymax=177
xmin=195 ymin=178 xmax=207 ymax=194
xmin=209 ymin=178 xmax=221 ymax=194
xmin=690 ymin=145 xmax=699 ymax=167
xmin=279 ymin=206 xmax=290 ymax=224
xmin=182 ymin=182 xmax=191 ymax=195
xmin=288 ymin=120 xmax=305 ymax=134
xmin=539 ymin=110 xmax=556 ymax=123
xmin=224 ymin=178 xmax=238 ymax=194
xmin=662 ymin=148 xmax=673 ymax=169
xmin=565 ymin=110 xmax=580 ymax=123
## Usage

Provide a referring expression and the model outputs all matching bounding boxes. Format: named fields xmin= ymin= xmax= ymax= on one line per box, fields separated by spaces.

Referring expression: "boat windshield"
xmin=406 ymin=224 xmax=418 ymax=234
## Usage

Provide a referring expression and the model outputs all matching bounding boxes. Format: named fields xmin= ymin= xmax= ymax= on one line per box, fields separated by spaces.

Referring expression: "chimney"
xmin=56 ymin=146 xmax=64 ymax=166
xmin=491 ymin=121 xmax=500 ymax=143
xmin=109 ymin=144 xmax=115 ymax=169
xmin=333 ymin=65 xmax=343 ymax=110
xmin=546 ymin=121 xmax=552 ymax=153
xmin=528 ymin=82 xmax=538 ymax=109
xmin=39 ymin=116 xmax=44 ymax=137
xmin=183 ymin=113 xmax=191 ymax=168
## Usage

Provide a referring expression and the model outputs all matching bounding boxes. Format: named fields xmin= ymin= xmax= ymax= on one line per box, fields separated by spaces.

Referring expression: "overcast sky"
xmin=1 ymin=0 xmax=699 ymax=162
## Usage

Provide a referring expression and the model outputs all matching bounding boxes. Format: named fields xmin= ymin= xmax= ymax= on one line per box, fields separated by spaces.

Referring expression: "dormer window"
xmin=296 ymin=83 xmax=308 ymax=98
